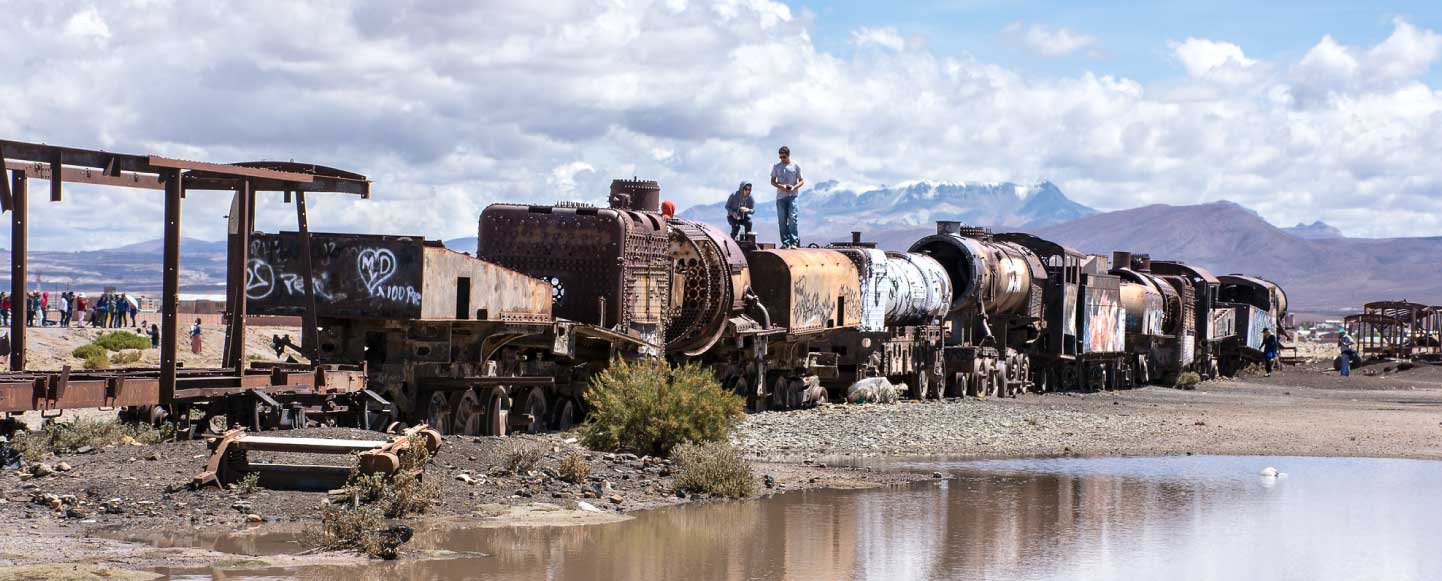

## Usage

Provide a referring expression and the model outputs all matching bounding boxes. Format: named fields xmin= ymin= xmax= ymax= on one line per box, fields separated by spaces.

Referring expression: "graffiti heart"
xmin=357 ymin=248 xmax=397 ymax=295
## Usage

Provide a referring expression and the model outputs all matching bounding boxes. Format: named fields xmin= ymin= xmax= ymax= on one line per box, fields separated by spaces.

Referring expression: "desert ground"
xmin=3 ymin=337 xmax=1441 ymax=577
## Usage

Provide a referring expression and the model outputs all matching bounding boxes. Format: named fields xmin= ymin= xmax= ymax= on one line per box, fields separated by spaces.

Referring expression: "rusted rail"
xmin=194 ymin=424 xmax=442 ymax=490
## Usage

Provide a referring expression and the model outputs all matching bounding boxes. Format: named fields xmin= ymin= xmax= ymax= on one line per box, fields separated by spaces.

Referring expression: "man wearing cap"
xmin=770 ymin=146 xmax=804 ymax=248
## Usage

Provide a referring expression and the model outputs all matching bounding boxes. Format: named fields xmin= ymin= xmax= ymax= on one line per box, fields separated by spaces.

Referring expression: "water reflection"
xmin=156 ymin=456 xmax=1442 ymax=580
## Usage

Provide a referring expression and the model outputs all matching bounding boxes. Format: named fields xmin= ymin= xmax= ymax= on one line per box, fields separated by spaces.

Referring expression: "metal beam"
xmin=0 ymin=144 xmax=11 ymax=211
xmin=148 ymin=156 xmax=314 ymax=183
xmin=3 ymin=160 xmax=163 ymax=190
xmin=48 ymin=150 xmax=61 ymax=202
xmin=9 ymin=171 xmax=26 ymax=371
xmin=0 ymin=139 xmax=155 ymax=174
xmin=224 ymin=180 xmax=253 ymax=370
xmin=159 ymin=169 xmax=182 ymax=404
xmin=295 ymin=191 xmax=319 ymax=361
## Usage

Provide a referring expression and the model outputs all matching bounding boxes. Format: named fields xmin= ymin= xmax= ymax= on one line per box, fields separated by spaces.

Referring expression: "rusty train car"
xmin=246 ymin=177 xmax=1289 ymax=435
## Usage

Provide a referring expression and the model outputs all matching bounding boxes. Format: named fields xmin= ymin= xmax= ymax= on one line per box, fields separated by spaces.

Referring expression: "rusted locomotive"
xmin=247 ymin=232 xmax=652 ymax=436
xmin=479 ymin=179 xmax=952 ymax=411
xmin=247 ymin=177 xmax=1289 ymax=435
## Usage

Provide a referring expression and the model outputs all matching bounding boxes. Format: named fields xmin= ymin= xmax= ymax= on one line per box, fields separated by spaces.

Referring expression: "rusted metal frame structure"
xmin=0 ymin=139 xmax=369 ymax=421
xmin=1348 ymin=301 xmax=1441 ymax=359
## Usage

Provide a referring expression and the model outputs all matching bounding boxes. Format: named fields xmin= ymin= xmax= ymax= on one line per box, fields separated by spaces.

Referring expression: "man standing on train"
xmin=770 ymin=146 xmax=804 ymax=248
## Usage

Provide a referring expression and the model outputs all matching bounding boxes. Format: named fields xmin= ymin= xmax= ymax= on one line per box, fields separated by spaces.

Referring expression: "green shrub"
xmin=72 ymin=344 xmax=107 ymax=360
xmin=581 ymin=359 xmax=743 ymax=457
xmin=1174 ymin=371 xmax=1202 ymax=390
xmin=9 ymin=417 xmax=176 ymax=461
xmin=93 ymin=332 xmax=152 ymax=351
xmin=498 ymin=439 xmax=544 ymax=475
xmin=82 ymin=353 xmax=111 ymax=369
xmin=237 ymin=471 xmax=261 ymax=495
xmin=672 ymin=441 xmax=755 ymax=498
xmin=558 ymin=453 xmax=590 ymax=484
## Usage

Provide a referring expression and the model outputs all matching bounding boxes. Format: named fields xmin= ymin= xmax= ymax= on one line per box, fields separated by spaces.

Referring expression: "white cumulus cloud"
xmin=1008 ymin=23 xmax=1098 ymax=57
xmin=0 ymin=2 xmax=1440 ymax=249
xmin=851 ymin=26 xmax=907 ymax=51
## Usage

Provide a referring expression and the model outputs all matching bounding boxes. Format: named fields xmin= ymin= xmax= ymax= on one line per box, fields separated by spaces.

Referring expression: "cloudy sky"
xmin=2 ymin=0 xmax=1441 ymax=249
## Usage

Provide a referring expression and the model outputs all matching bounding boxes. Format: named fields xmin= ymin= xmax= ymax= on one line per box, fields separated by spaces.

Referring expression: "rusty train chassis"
xmin=0 ymin=364 xmax=385 ymax=438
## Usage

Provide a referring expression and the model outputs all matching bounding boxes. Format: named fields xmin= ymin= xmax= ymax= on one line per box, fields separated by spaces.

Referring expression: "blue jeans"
xmin=1339 ymin=350 xmax=1351 ymax=377
xmin=777 ymin=196 xmax=799 ymax=247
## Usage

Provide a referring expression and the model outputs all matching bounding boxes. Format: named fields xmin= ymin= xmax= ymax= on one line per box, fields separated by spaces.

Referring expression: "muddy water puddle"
xmin=142 ymin=455 xmax=1442 ymax=580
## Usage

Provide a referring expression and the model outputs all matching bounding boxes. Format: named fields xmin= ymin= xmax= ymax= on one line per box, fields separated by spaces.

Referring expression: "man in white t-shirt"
xmin=770 ymin=146 xmax=805 ymax=248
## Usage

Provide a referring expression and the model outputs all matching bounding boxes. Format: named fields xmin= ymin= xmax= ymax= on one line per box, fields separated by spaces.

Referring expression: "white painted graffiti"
xmin=246 ymin=257 xmax=335 ymax=301
xmin=245 ymin=258 xmax=276 ymax=300
xmin=357 ymin=247 xmax=420 ymax=306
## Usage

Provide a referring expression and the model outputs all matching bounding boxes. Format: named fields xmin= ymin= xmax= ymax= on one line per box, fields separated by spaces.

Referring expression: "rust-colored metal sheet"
xmin=748 ymin=249 xmax=861 ymax=334
xmin=479 ymin=203 xmax=671 ymax=346
xmin=665 ymin=219 xmax=749 ymax=355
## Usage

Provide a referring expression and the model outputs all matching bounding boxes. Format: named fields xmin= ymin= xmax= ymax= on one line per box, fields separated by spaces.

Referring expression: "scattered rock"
xmin=75 ymin=446 xmax=94 ymax=454
xmin=30 ymin=464 xmax=54 ymax=477
xmin=931 ymin=471 xmax=944 ymax=479
xmin=56 ymin=462 xmax=73 ymax=472
xmin=456 ymin=473 xmax=477 ymax=485
xmin=607 ymin=494 xmax=624 ymax=504
xmin=575 ymin=501 xmax=604 ymax=513
xmin=147 ymin=452 xmax=162 ymax=461
xmin=245 ymin=513 xmax=264 ymax=523
xmin=1260 ymin=467 xmax=1279 ymax=477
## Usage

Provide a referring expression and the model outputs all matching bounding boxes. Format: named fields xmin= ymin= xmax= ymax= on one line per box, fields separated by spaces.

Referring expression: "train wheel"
xmin=990 ymin=371 xmax=1005 ymax=397
xmin=524 ymin=389 xmax=548 ymax=434
xmin=453 ymin=390 xmax=485 ymax=436
xmin=913 ymin=373 xmax=930 ymax=400
xmin=426 ymin=392 xmax=453 ymax=435
xmin=486 ymin=388 xmax=510 ymax=437
xmin=554 ymin=398 xmax=578 ymax=431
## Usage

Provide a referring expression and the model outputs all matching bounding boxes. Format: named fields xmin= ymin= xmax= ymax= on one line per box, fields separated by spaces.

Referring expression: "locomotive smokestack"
xmin=1112 ymin=251 xmax=1132 ymax=271
xmin=1134 ymin=253 xmax=1152 ymax=272
xmin=937 ymin=221 xmax=961 ymax=235
xmin=608 ymin=178 xmax=662 ymax=212
xmin=852 ymin=231 xmax=862 ymax=244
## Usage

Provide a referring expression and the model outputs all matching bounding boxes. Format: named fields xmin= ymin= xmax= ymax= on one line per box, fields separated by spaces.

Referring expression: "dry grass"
xmin=558 ymin=452 xmax=590 ymax=484
xmin=301 ymin=504 xmax=386 ymax=557
xmin=672 ymin=441 xmax=756 ymax=499
xmin=237 ymin=471 xmax=261 ymax=495
xmin=338 ymin=434 xmax=438 ymax=519
xmin=581 ymin=359 xmax=744 ymax=457
xmin=8 ymin=417 xmax=175 ymax=461
xmin=1174 ymin=371 xmax=1202 ymax=390
xmin=498 ymin=439 xmax=544 ymax=475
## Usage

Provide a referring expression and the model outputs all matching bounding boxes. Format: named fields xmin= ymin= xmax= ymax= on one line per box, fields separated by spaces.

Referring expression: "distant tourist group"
xmin=0 ymin=291 xmax=139 ymax=328
xmin=722 ymin=145 xmax=805 ymax=247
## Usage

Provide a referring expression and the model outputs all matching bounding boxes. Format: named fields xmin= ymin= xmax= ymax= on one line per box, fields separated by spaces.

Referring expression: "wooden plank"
xmin=233 ymin=436 xmax=387 ymax=454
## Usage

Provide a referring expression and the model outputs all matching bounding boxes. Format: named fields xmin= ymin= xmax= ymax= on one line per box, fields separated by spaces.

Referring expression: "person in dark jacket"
xmin=1261 ymin=328 xmax=1282 ymax=377
xmin=725 ymin=181 xmax=755 ymax=240
xmin=149 ymin=324 xmax=160 ymax=349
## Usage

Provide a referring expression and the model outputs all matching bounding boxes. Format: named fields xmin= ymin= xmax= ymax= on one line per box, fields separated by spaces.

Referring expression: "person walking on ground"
xmin=1338 ymin=331 xmax=1355 ymax=377
xmin=58 ymin=293 xmax=70 ymax=327
xmin=190 ymin=318 xmax=204 ymax=354
xmin=40 ymin=292 xmax=50 ymax=327
xmin=770 ymin=146 xmax=805 ymax=248
xmin=149 ymin=324 xmax=160 ymax=349
xmin=725 ymin=181 xmax=755 ymax=240
xmin=0 ymin=292 xmax=9 ymax=327
xmin=75 ymin=293 xmax=87 ymax=326
xmin=1261 ymin=328 xmax=1282 ymax=377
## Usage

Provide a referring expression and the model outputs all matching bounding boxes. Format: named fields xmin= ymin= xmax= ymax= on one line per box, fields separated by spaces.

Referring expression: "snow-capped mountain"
xmin=678 ymin=179 xmax=1095 ymax=244
xmin=1283 ymin=221 xmax=1344 ymax=239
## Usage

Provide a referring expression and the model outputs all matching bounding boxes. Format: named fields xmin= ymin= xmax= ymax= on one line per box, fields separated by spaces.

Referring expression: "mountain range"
xmin=0 ymin=181 xmax=1432 ymax=315
xmin=680 ymin=179 xmax=1094 ymax=243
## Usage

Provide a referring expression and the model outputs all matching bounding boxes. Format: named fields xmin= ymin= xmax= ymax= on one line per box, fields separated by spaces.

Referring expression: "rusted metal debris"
xmin=193 ymin=424 xmax=442 ymax=491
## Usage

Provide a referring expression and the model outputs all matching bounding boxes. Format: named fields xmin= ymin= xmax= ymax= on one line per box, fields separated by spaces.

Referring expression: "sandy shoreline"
xmin=4 ymin=355 xmax=1442 ymax=576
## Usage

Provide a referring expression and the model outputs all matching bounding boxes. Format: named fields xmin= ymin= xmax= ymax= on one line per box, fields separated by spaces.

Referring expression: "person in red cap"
xmin=661 ymin=200 xmax=676 ymax=218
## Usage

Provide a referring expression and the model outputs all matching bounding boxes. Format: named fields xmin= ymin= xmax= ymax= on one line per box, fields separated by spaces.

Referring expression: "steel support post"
xmin=8 ymin=170 xmax=26 ymax=370
xmin=224 ymin=180 xmax=252 ymax=370
xmin=159 ymin=169 xmax=182 ymax=404
xmin=295 ymin=191 xmax=320 ymax=361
